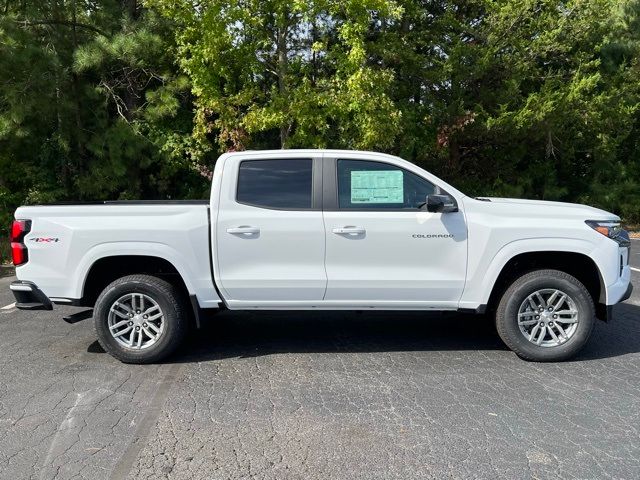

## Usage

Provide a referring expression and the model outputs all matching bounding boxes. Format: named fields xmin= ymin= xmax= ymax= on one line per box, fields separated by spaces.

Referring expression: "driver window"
xmin=337 ymin=159 xmax=436 ymax=210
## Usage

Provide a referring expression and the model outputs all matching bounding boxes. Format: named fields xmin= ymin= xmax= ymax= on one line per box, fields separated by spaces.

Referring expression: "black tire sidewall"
xmin=94 ymin=276 xmax=184 ymax=363
xmin=497 ymin=271 xmax=595 ymax=361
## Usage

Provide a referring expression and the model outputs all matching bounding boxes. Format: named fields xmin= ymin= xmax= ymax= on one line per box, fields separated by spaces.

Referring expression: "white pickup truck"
xmin=9 ymin=149 xmax=633 ymax=363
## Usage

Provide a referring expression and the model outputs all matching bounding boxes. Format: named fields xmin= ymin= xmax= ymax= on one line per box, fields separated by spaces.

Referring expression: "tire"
xmin=94 ymin=274 xmax=187 ymax=364
xmin=495 ymin=269 xmax=595 ymax=362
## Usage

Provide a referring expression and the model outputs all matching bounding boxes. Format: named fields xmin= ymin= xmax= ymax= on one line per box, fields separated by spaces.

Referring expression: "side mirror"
xmin=425 ymin=194 xmax=458 ymax=213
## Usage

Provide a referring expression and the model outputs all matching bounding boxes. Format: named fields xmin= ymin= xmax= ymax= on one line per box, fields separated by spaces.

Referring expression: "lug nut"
xmin=553 ymin=314 xmax=557 ymax=319
xmin=136 ymin=310 xmax=140 ymax=314
xmin=539 ymin=322 xmax=544 ymax=326
xmin=535 ymin=315 xmax=540 ymax=319
xmin=128 ymin=321 xmax=133 ymax=326
xmin=549 ymin=322 xmax=554 ymax=326
xmin=143 ymin=323 xmax=147 ymax=327
xmin=548 ymin=307 xmax=553 ymax=311
xmin=135 ymin=326 xmax=140 ymax=331
xmin=129 ymin=313 xmax=133 ymax=318
xmin=143 ymin=315 xmax=148 ymax=319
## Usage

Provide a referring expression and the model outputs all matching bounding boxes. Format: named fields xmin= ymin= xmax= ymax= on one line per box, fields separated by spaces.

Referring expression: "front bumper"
xmin=598 ymin=281 xmax=633 ymax=322
xmin=10 ymin=281 xmax=53 ymax=310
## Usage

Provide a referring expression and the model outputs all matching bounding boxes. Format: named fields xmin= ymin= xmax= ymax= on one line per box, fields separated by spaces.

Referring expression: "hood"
xmin=478 ymin=197 xmax=619 ymax=221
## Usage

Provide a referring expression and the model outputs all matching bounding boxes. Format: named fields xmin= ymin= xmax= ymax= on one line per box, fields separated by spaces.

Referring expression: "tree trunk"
xmin=448 ymin=136 xmax=460 ymax=173
xmin=122 ymin=0 xmax=139 ymax=20
xmin=276 ymin=14 xmax=289 ymax=148
xmin=121 ymin=0 xmax=139 ymax=122
xmin=70 ymin=0 xmax=86 ymax=179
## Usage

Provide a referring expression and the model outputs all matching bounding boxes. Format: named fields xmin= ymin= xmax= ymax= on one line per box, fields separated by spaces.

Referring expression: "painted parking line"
xmin=1 ymin=303 xmax=15 ymax=310
xmin=631 ymin=267 xmax=640 ymax=273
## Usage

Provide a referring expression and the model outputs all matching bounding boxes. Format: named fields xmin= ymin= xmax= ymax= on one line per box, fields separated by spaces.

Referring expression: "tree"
xmin=146 ymin=0 xmax=404 ymax=153
xmin=0 ymin=1 xmax=208 ymax=235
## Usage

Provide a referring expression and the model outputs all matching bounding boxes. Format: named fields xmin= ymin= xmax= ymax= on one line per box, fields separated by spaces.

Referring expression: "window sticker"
xmin=350 ymin=170 xmax=404 ymax=203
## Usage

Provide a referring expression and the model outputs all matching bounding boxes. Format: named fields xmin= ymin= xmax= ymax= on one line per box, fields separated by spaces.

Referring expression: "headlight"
xmin=585 ymin=220 xmax=630 ymax=246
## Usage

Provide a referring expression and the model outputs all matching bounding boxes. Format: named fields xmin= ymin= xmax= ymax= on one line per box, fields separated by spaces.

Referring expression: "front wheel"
xmin=495 ymin=269 xmax=595 ymax=362
xmin=94 ymin=274 xmax=187 ymax=364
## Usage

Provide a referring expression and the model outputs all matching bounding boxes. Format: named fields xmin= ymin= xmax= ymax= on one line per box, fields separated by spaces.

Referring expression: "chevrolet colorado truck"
xmin=9 ymin=150 xmax=633 ymax=363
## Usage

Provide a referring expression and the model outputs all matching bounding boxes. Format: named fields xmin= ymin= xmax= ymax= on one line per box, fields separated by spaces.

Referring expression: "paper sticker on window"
xmin=350 ymin=170 xmax=403 ymax=203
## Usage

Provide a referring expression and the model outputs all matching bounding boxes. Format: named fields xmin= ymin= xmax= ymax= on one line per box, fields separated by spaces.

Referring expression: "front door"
xmin=323 ymin=158 xmax=467 ymax=308
xmin=215 ymin=156 xmax=326 ymax=304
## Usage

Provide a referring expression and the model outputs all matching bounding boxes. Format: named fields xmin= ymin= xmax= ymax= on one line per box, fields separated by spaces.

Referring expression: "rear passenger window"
xmin=237 ymin=159 xmax=313 ymax=209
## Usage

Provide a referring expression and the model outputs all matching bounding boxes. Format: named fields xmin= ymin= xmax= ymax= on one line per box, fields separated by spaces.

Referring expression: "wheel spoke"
xmin=529 ymin=324 xmax=540 ymax=342
xmin=534 ymin=292 xmax=546 ymax=308
xmin=554 ymin=322 xmax=568 ymax=339
xmin=115 ymin=301 xmax=132 ymax=314
xmin=555 ymin=316 xmax=578 ymax=324
xmin=143 ymin=326 xmax=156 ymax=339
xmin=136 ymin=330 xmax=143 ymax=349
xmin=146 ymin=321 xmax=161 ymax=333
xmin=143 ymin=305 xmax=160 ymax=316
xmin=109 ymin=320 xmax=129 ymax=330
xmin=547 ymin=290 xmax=560 ymax=307
xmin=553 ymin=294 xmax=567 ymax=311
xmin=535 ymin=326 xmax=547 ymax=345
xmin=113 ymin=326 xmax=132 ymax=338
xmin=547 ymin=325 xmax=561 ymax=345
xmin=527 ymin=296 xmax=539 ymax=311
xmin=519 ymin=319 xmax=539 ymax=326
xmin=112 ymin=309 xmax=129 ymax=320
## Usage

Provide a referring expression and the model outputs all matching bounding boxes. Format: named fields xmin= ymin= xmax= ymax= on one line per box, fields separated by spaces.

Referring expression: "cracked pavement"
xmin=1 ymin=240 xmax=639 ymax=479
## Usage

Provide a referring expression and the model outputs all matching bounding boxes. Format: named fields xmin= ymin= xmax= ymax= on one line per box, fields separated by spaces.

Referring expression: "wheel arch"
xmin=81 ymin=255 xmax=191 ymax=308
xmin=485 ymin=251 xmax=605 ymax=316
xmin=71 ymin=241 xmax=221 ymax=308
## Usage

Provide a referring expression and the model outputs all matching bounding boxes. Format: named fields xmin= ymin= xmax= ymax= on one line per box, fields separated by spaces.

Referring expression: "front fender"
xmin=458 ymin=237 xmax=603 ymax=309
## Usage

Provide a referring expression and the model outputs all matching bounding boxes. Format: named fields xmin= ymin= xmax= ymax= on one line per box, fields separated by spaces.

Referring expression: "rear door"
xmin=322 ymin=156 xmax=468 ymax=308
xmin=215 ymin=154 xmax=326 ymax=304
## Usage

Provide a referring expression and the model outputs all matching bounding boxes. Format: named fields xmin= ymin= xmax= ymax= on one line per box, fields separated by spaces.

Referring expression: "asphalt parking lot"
xmin=1 ymin=240 xmax=639 ymax=480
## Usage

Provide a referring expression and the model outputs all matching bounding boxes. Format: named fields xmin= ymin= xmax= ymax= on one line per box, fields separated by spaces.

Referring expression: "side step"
xmin=63 ymin=309 xmax=93 ymax=324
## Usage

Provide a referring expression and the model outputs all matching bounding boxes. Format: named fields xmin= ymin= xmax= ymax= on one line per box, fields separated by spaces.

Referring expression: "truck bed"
xmin=13 ymin=202 xmax=221 ymax=308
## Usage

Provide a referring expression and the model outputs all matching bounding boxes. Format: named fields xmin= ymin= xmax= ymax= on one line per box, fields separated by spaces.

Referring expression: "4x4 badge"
xmin=30 ymin=237 xmax=59 ymax=243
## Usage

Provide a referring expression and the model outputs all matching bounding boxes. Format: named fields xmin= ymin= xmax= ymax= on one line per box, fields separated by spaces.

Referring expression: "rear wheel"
xmin=94 ymin=274 xmax=187 ymax=364
xmin=495 ymin=269 xmax=595 ymax=362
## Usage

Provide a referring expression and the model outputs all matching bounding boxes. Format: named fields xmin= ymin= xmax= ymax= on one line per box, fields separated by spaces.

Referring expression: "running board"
xmin=63 ymin=309 xmax=93 ymax=324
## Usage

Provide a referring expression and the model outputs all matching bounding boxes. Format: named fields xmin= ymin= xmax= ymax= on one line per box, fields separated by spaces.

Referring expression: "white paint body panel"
xmin=323 ymin=210 xmax=467 ymax=307
xmin=14 ymin=149 xmax=630 ymax=311
xmin=214 ymin=153 xmax=326 ymax=301
xmin=14 ymin=204 xmax=221 ymax=308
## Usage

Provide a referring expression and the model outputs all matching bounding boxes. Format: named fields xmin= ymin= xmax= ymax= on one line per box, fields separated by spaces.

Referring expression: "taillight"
xmin=10 ymin=220 xmax=31 ymax=266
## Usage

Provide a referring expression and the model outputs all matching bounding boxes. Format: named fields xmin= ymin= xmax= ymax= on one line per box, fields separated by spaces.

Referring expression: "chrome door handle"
xmin=227 ymin=226 xmax=260 ymax=235
xmin=332 ymin=226 xmax=366 ymax=235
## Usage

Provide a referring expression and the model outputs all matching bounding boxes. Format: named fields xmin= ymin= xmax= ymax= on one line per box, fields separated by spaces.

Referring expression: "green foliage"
xmin=1 ymin=0 xmax=640 ymax=257
xmin=145 ymin=0 xmax=404 ymax=152
xmin=0 ymin=1 xmax=209 ymax=246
